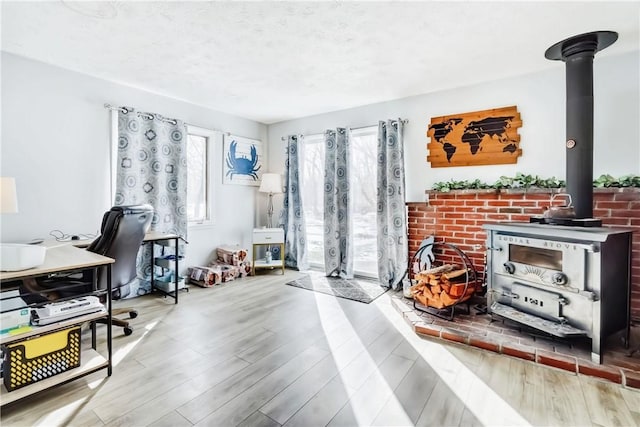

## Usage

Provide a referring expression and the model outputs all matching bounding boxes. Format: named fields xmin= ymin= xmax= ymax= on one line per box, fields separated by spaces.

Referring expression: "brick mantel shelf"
xmin=406 ymin=187 xmax=640 ymax=321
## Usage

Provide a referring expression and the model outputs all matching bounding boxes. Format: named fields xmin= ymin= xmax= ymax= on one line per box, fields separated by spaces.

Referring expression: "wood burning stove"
xmin=482 ymin=31 xmax=634 ymax=364
xmin=484 ymin=222 xmax=632 ymax=363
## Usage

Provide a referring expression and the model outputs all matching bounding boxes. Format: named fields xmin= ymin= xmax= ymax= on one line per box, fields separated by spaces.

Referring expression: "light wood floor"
xmin=2 ymin=270 xmax=639 ymax=426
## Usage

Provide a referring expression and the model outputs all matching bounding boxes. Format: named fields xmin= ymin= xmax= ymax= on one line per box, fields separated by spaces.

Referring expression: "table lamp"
xmin=1 ymin=177 xmax=18 ymax=214
xmin=258 ymin=173 xmax=283 ymax=228
xmin=1 ymin=177 xmax=46 ymax=271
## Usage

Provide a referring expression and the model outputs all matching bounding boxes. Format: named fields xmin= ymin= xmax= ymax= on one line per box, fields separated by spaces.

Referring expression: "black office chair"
xmin=21 ymin=205 xmax=153 ymax=335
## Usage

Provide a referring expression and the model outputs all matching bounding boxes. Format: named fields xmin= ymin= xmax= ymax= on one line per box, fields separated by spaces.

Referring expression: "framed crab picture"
xmin=223 ymin=134 xmax=264 ymax=186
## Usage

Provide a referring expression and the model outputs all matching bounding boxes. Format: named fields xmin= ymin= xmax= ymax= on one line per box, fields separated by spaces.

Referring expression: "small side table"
xmin=143 ymin=232 xmax=182 ymax=304
xmin=252 ymin=228 xmax=285 ymax=275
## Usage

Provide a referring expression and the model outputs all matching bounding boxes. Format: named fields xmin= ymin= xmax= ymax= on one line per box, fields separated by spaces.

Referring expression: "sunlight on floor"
xmin=34 ymin=398 xmax=86 ymax=427
xmin=374 ymin=297 xmax=531 ymax=426
xmin=314 ymin=293 xmax=414 ymax=425
xmin=312 ymin=287 xmax=530 ymax=426
xmin=32 ymin=320 xmax=161 ymax=426
xmin=111 ymin=320 xmax=158 ymax=367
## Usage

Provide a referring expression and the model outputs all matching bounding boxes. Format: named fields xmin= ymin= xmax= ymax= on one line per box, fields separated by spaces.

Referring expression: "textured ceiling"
xmin=2 ymin=1 xmax=639 ymax=124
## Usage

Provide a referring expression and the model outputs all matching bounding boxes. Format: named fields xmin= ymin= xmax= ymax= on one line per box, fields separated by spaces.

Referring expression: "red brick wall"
xmin=407 ymin=188 xmax=640 ymax=321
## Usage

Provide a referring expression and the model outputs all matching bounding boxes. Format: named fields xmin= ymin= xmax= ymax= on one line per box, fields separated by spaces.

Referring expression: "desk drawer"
xmin=253 ymin=229 xmax=284 ymax=244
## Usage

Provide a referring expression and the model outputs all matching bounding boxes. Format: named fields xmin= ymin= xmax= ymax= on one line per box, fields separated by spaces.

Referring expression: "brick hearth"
xmin=407 ymin=187 xmax=640 ymax=321
xmin=391 ymin=294 xmax=640 ymax=389
xmin=404 ymin=187 xmax=640 ymax=387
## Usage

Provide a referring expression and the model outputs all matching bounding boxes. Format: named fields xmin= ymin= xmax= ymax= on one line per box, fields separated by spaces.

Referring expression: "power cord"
xmin=49 ymin=229 xmax=97 ymax=242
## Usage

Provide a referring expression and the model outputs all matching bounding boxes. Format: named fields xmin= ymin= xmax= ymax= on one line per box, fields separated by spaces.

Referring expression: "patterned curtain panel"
xmin=376 ymin=119 xmax=408 ymax=290
xmin=283 ymin=135 xmax=309 ymax=270
xmin=115 ymin=107 xmax=188 ymax=297
xmin=323 ymin=128 xmax=354 ymax=279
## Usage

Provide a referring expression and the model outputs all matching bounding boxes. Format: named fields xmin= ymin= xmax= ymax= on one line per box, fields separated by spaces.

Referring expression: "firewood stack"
xmin=410 ymin=264 xmax=476 ymax=309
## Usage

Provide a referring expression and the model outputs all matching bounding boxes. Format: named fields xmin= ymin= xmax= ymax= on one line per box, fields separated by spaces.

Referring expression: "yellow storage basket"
xmin=2 ymin=326 xmax=81 ymax=392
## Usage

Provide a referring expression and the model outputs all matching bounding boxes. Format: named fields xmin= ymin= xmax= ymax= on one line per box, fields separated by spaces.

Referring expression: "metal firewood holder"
xmin=409 ymin=242 xmax=478 ymax=321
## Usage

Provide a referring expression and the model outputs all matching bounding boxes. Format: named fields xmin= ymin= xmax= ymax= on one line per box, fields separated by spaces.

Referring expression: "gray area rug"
xmin=285 ymin=271 xmax=388 ymax=304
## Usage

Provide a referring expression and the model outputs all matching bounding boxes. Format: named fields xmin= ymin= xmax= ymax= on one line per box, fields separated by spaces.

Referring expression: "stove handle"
xmin=491 ymin=289 xmax=519 ymax=300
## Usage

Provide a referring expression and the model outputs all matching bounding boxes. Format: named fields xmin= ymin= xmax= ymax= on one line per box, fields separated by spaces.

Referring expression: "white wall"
xmin=267 ymin=51 xmax=639 ymax=203
xmin=0 ymin=52 xmax=268 ymax=269
xmin=2 ymin=50 xmax=638 ymax=266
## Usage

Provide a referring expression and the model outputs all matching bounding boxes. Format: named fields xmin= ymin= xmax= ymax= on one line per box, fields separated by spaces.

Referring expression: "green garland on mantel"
xmin=431 ymin=173 xmax=640 ymax=192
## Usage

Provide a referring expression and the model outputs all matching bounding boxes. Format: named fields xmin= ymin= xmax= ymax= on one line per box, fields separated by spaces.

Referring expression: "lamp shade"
xmin=258 ymin=173 xmax=283 ymax=194
xmin=0 ymin=177 xmax=18 ymax=213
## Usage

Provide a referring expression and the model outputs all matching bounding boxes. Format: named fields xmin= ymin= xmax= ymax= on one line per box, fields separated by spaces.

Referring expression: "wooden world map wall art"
xmin=426 ymin=105 xmax=522 ymax=167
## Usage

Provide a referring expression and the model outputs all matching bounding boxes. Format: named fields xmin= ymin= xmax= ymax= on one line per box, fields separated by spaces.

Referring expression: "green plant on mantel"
xmin=593 ymin=174 xmax=640 ymax=188
xmin=431 ymin=173 xmax=640 ymax=192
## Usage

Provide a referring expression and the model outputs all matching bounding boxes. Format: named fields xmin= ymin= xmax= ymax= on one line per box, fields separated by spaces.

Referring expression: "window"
xmin=300 ymin=127 xmax=379 ymax=277
xmin=186 ymin=125 xmax=215 ymax=225
xmin=300 ymin=134 xmax=325 ymax=268
xmin=350 ymin=127 xmax=378 ymax=277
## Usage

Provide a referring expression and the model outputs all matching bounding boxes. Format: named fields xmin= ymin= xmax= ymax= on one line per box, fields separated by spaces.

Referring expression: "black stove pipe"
xmin=545 ymin=31 xmax=617 ymax=219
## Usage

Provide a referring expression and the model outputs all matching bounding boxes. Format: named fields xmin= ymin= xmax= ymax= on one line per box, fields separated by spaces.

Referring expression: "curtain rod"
xmin=104 ymin=103 xmax=128 ymax=113
xmin=104 ymin=103 xmax=178 ymax=125
xmin=279 ymin=119 xmax=409 ymax=141
xmin=103 ymin=103 xmax=255 ymax=140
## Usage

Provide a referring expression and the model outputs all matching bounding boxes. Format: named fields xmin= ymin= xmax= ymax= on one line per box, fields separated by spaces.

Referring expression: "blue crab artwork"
xmin=225 ymin=140 xmax=261 ymax=180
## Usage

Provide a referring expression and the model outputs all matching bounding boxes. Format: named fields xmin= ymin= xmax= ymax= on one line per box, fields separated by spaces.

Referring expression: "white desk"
xmin=0 ymin=244 xmax=113 ymax=281
xmin=0 ymin=245 xmax=114 ymax=406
